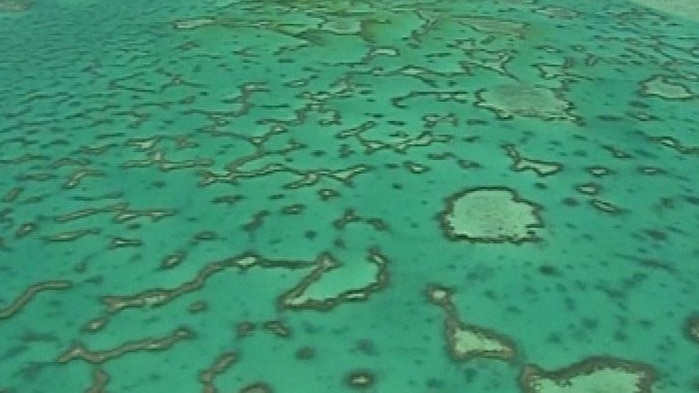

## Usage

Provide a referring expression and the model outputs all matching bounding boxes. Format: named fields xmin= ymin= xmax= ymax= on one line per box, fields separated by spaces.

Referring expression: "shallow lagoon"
xmin=1 ymin=0 xmax=698 ymax=392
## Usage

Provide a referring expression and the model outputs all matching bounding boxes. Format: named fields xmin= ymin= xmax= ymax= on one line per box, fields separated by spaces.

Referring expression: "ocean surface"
xmin=1 ymin=0 xmax=698 ymax=392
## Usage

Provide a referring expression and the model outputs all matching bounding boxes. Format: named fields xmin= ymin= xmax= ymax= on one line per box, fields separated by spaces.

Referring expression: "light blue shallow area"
xmin=0 ymin=0 xmax=698 ymax=392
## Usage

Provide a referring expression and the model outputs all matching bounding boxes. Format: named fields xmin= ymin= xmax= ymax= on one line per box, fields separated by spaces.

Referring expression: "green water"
xmin=1 ymin=0 xmax=698 ymax=392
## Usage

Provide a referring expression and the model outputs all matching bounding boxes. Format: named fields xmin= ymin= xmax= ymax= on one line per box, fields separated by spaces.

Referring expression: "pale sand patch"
xmin=630 ymin=0 xmax=699 ymax=22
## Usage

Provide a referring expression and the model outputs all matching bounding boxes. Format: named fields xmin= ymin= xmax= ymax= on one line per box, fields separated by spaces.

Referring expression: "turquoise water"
xmin=1 ymin=0 xmax=698 ymax=392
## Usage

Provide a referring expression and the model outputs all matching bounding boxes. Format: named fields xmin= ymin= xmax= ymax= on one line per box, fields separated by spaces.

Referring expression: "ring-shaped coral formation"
xmin=439 ymin=187 xmax=543 ymax=244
